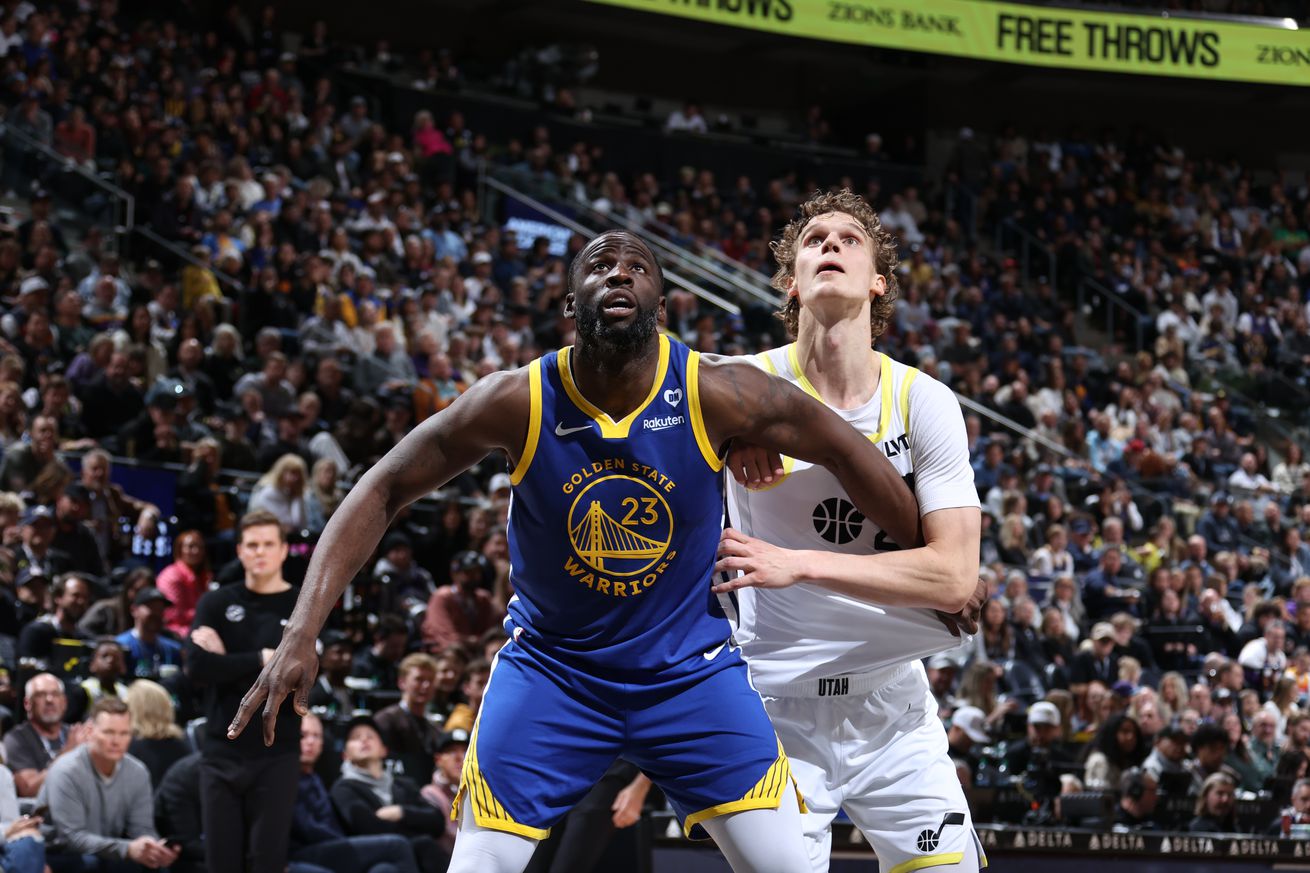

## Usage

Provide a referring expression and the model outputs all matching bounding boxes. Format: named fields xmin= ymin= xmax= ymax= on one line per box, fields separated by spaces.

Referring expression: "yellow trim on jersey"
xmin=899 ymin=366 xmax=920 ymax=439
xmin=687 ymin=352 xmax=723 ymax=472
xmin=886 ymin=853 xmax=966 ymax=873
xmin=681 ymin=742 xmax=806 ymax=838
xmin=557 ymin=334 xmax=671 ymax=439
xmin=784 ymin=343 xmax=820 ymax=401
xmin=756 ymin=351 xmax=778 ymax=374
xmin=866 ymin=353 xmax=894 ymax=444
xmin=509 ymin=359 xmax=543 ymax=486
xmin=451 ymin=721 xmax=550 ymax=840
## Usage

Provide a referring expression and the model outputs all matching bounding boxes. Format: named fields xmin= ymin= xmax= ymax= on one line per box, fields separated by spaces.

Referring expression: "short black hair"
xmin=566 ymin=231 xmax=663 ymax=299
xmin=1192 ymin=722 xmax=1229 ymax=750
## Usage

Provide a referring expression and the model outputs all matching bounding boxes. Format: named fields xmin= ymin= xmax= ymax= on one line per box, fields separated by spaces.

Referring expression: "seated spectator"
xmin=1081 ymin=549 xmax=1141 ymax=619
xmin=17 ymin=571 xmax=94 ymax=671
xmin=13 ymin=505 xmax=73 ymax=582
xmin=1028 ymin=523 xmax=1073 ymax=577
xmin=76 ymin=452 xmax=159 ymax=567
xmin=946 ymin=706 xmax=990 ymax=777
xmin=248 ymin=454 xmax=319 ymax=534
xmin=1189 ymin=722 xmax=1239 ymax=794
xmin=115 ymin=588 xmax=182 ymax=682
xmin=1113 ymin=767 xmax=1159 ymax=830
xmin=1004 ymin=701 xmax=1069 ymax=788
xmin=444 ymin=659 xmax=489 ymax=734
xmin=154 ymin=531 xmax=212 ymax=639
xmin=351 ymin=614 xmax=409 ymax=693
xmin=0 ymin=416 xmax=72 ymax=504
xmin=1239 ymin=619 xmax=1288 ymax=689
xmin=1070 ymin=622 xmax=1121 ymax=692
xmin=40 ymin=697 xmax=180 ymax=871
xmin=1043 ymin=574 xmax=1086 ymax=641
xmin=0 ymin=760 xmax=44 ymax=872
xmin=307 ymin=630 xmax=355 ymax=721
xmin=420 ymin=551 xmax=497 ymax=652
xmin=52 ymin=485 xmax=106 ymax=578
xmin=292 ymin=713 xmax=421 ymax=873
xmin=1267 ymin=776 xmax=1310 ymax=837
xmin=1082 ymin=713 xmax=1147 ymax=790
xmin=151 ymin=752 xmax=204 ymax=872
xmin=329 ymin=715 xmax=447 ymax=873
xmin=124 ymin=681 xmax=190 ymax=790
xmin=4 ymin=673 xmax=90 ymax=797
xmin=1188 ymin=772 xmax=1241 ymax=834
xmin=374 ymin=654 xmax=444 ymax=785
xmin=1142 ymin=722 xmax=1190 ymax=782
xmin=77 ymin=640 xmax=130 ymax=712
xmin=81 ymin=568 xmax=153 ymax=639
xmin=373 ymin=533 xmax=436 ymax=619
xmin=418 ymin=728 xmax=466 ymax=857
xmin=354 ymin=324 xmax=417 ymax=398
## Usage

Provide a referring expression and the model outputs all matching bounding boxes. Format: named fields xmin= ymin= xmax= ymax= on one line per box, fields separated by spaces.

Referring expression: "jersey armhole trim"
xmin=756 ymin=351 xmax=777 ymax=374
xmin=899 ymin=367 xmax=920 ymax=439
xmin=509 ymin=359 xmax=542 ymax=486
xmin=687 ymin=352 xmax=724 ymax=472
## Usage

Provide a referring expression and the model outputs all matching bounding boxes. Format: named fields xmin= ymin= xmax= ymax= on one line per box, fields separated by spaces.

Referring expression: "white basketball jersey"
xmin=725 ymin=344 xmax=980 ymax=694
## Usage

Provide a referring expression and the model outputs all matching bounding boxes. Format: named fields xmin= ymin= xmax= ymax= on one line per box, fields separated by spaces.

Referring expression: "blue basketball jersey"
xmin=504 ymin=333 xmax=729 ymax=674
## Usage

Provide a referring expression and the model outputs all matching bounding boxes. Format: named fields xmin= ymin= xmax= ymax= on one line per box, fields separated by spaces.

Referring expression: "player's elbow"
xmin=938 ymin=552 xmax=980 ymax=613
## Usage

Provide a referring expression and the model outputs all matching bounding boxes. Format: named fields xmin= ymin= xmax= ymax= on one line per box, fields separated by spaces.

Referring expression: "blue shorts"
xmin=453 ymin=632 xmax=800 ymax=839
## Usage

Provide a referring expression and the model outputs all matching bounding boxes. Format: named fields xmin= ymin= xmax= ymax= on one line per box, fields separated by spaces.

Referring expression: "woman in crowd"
xmin=125 ymin=679 xmax=191 ymax=789
xmin=1082 ymin=713 xmax=1147 ymax=790
xmin=1263 ymin=675 xmax=1300 ymax=741
xmin=248 ymin=453 xmax=316 ymax=533
xmin=1189 ymin=772 xmax=1241 ymax=834
xmin=1159 ymin=672 xmax=1190 ymax=723
xmin=79 ymin=566 xmax=153 ymax=637
xmin=307 ymin=457 xmax=343 ymax=524
xmin=155 ymin=531 xmax=212 ymax=639
xmin=971 ymin=599 xmax=1015 ymax=663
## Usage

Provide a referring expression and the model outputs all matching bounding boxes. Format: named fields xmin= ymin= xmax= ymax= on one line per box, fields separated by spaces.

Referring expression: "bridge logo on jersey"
xmin=811 ymin=497 xmax=864 ymax=545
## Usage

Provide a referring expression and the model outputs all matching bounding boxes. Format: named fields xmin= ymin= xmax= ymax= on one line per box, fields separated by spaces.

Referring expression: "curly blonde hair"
xmin=770 ymin=189 xmax=900 ymax=340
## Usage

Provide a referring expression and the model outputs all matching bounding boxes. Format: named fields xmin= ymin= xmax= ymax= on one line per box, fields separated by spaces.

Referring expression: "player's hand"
xmin=611 ymin=773 xmax=651 ymax=829
xmin=933 ymin=575 xmax=987 ymax=637
xmin=713 ymin=528 xmax=804 ymax=593
xmin=227 ymin=634 xmax=318 ymax=747
xmin=726 ymin=441 xmax=784 ymax=489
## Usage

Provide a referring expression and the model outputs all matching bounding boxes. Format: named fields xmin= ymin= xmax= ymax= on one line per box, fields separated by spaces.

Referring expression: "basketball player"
xmin=714 ymin=190 xmax=986 ymax=872
xmin=230 ymin=230 xmax=928 ymax=873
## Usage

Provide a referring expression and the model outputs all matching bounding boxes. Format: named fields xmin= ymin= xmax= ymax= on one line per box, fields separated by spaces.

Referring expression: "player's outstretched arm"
xmin=698 ymin=356 xmax=921 ymax=553
xmin=228 ymin=368 xmax=530 ymax=746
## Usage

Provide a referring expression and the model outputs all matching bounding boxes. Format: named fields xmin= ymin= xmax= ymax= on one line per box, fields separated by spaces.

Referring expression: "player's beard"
xmin=574 ymin=299 xmax=658 ymax=354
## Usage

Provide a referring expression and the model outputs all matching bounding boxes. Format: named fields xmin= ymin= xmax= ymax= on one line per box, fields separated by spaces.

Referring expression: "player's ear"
xmin=785 ymin=276 xmax=798 ymax=300
xmin=657 ymin=295 xmax=666 ymax=326
xmin=562 ymin=292 xmax=575 ymax=318
xmin=870 ymin=271 xmax=887 ymax=299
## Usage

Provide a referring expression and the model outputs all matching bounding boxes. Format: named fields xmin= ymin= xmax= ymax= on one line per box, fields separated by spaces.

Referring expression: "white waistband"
xmin=759 ymin=661 xmax=914 ymax=698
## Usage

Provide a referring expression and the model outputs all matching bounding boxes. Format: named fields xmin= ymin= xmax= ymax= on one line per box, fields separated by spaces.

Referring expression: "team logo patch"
xmin=916 ymin=812 xmax=966 ymax=853
xmin=568 ymin=475 xmax=674 ymax=576
xmin=225 ymin=604 xmax=246 ymax=623
xmin=663 ymin=387 xmax=683 ymax=407
xmin=811 ymin=497 xmax=864 ymax=545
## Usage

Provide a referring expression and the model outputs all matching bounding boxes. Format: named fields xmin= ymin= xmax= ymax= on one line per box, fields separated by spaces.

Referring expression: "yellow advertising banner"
xmin=584 ymin=0 xmax=1310 ymax=87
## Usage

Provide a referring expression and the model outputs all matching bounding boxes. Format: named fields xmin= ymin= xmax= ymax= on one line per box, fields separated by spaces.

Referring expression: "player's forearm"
xmin=797 ymin=541 xmax=976 ymax=612
xmin=815 ymin=433 xmax=921 ymax=550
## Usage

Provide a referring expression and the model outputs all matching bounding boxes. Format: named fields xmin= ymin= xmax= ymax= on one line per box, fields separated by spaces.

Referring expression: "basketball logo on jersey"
xmin=560 ymin=459 xmax=680 ymax=598
xmin=811 ymin=497 xmax=864 ymax=545
xmin=915 ymin=812 xmax=966 ymax=853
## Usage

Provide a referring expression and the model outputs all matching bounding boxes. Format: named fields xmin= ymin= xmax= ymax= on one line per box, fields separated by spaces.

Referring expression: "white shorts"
xmin=762 ymin=661 xmax=986 ymax=873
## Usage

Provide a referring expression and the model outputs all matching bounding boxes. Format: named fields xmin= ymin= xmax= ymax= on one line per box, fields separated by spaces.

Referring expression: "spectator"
xmin=291 ymin=713 xmax=422 ymax=873
xmin=123 ymin=681 xmax=189 ymax=790
xmin=1142 ymin=722 xmax=1190 ymax=782
xmin=1083 ymin=713 xmax=1148 ymax=790
xmin=1197 ymin=492 xmax=1241 ymax=557
xmin=373 ymin=653 xmax=443 ymax=785
xmin=1070 ymin=622 xmax=1122 ymax=693
xmin=115 ymin=588 xmax=182 ymax=683
xmin=418 ymin=728 xmax=466 ymax=857
xmin=946 ymin=705 xmax=990 ymax=776
xmin=1114 ymin=767 xmax=1159 ymax=830
xmin=354 ymin=324 xmax=418 ymax=398
xmin=80 ymin=568 xmax=152 ymax=640
xmin=13 ymin=505 xmax=72 ymax=588
xmin=306 ymin=630 xmax=354 ymax=721
xmin=420 ymin=551 xmax=498 ymax=652
xmin=76 ymin=640 xmax=130 ymax=712
xmin=351 ymin=614 xmax=409 ymax=693
xmin=17 ymin=571 xmax=93 ymax=670
xmin=1029 ymin=523 xmax=1073 ymax=577
xmin=39 ymin=697 xmax=179 ymax=872
xmin=51 ymin=485 xmax=105 ymax=578
xmin=154 ymin=532 xmax=211 ymax=640
xmin=151 ymin=753 xmax=203 ymax=873
xmin=373 ymin=533 xmax=436 ymax=620
xmin=1188 ymin=772 xmax=1240 ymax=834
xmin=665 ymin=102 xmax=707 ymax=134
xmin=0 ymin=416 xmax=71 ymax=502
xmin=1268 ymin=776 xmax=1310 ymax=837
xmin=248 ymin=454 xmax=318 ymax=534
xmin=329 ymin=715 xmax=447 ymax=873
xmin=76 ymin=452 xmax=158 ymax=568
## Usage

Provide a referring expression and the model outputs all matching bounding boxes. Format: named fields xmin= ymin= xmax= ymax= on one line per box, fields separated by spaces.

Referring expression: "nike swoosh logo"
xmin=555 ymin=422 xmax=593 ymax=437
xmin=703 ymin=642 xmax=726 ymax=661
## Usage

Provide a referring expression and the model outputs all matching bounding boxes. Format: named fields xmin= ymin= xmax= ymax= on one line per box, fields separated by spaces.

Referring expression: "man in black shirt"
xmin=187 ymin=511 xmax=301 ymax=873
xmin=1114 ymin=767 xmax=1159 ymax=829
xmin=17 ymin=571 xmax=93 ymax=672
xmin=51 ymin=485 xmax=106 ymax=578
